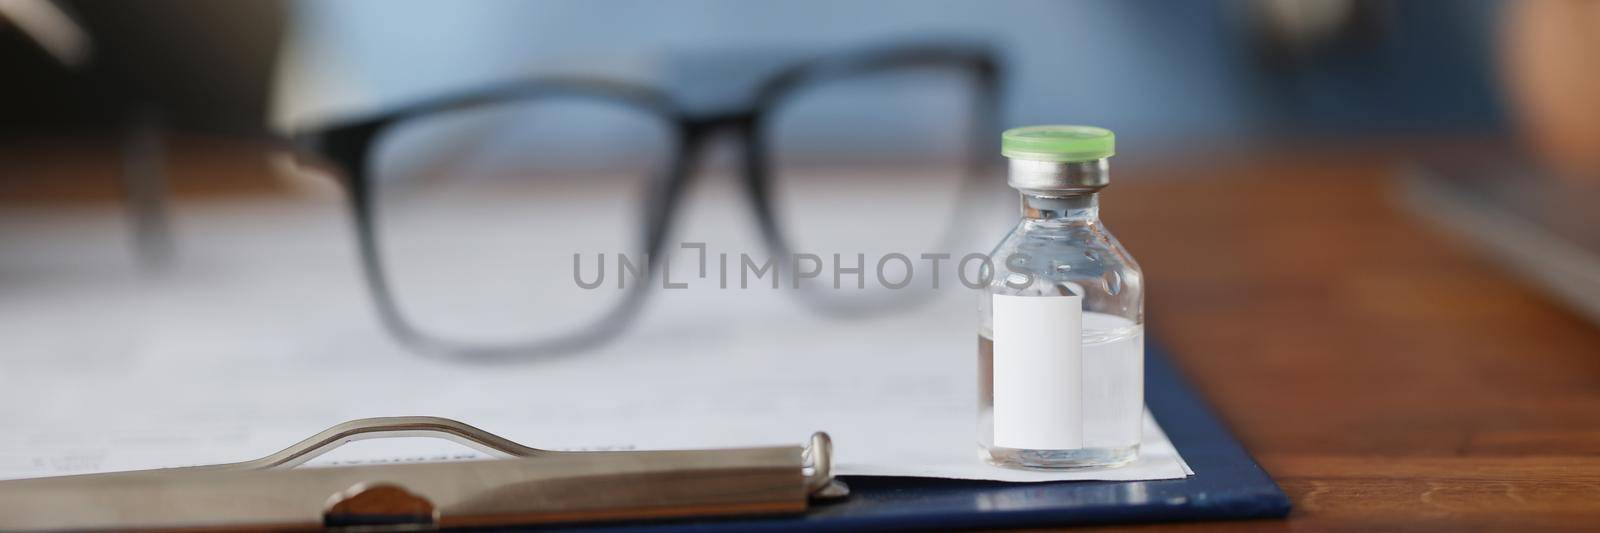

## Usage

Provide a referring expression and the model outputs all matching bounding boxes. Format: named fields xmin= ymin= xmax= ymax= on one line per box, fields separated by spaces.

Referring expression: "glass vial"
xmin=978 ymin=125 xmax=1144 ymax=469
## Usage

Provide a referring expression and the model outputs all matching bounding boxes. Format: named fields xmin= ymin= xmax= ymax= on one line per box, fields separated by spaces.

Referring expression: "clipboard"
xmin=0 ymin=339 xmax=1287 ymax=531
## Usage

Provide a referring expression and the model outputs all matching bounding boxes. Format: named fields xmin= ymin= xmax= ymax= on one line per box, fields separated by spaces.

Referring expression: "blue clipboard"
xmin=594 ymin=339 xmax=1292 ymax=531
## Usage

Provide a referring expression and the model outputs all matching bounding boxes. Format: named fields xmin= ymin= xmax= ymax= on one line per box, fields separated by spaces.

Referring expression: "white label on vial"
xmin=992 ymin=293 xmax=1083 ymax=450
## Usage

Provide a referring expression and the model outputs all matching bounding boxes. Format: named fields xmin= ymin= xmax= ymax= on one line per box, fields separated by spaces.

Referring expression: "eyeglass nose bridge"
xmin=665 ymin=109 xmax=770 ymax=202
xmin=683 ymin=110 xmax=760 ymax=136
xmin=646 ymin=108 xmax=782 ymax=264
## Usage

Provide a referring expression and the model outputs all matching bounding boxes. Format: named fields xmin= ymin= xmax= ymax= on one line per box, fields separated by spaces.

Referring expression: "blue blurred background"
xmin=274 ymin=0 xmax=1505 ymax=152
xmin=2 ymin=0 xmax=1515 ymax=153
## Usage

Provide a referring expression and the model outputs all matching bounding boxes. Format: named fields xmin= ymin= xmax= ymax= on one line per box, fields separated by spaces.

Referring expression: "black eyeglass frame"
xmin=294 ymin=43 xmax=1003 ymax=361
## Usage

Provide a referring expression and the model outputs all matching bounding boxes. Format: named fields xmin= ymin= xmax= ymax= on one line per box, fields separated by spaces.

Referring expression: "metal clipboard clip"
xmin=0 ymin=416 xmax=848 ymax=531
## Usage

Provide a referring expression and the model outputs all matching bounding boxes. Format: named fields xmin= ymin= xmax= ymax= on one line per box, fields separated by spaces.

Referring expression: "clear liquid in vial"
xmin=978 ymin=311 xmax=1144 ymax=468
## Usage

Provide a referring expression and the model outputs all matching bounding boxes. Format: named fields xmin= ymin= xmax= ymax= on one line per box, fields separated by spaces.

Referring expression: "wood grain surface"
xmin=1100 ymin=149 xmax=1600 ymax=531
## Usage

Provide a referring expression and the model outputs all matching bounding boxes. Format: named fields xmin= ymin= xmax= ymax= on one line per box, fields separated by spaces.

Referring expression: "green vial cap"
xmin=1001 ymin=125 xmax=1115 ymax=162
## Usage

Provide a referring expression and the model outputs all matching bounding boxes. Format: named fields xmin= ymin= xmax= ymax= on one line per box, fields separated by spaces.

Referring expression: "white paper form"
xmin=0 ymin=178 xmax=1190 ymax=483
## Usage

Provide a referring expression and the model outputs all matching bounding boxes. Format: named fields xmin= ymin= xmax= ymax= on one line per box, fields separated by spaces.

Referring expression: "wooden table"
xmin=5 ymin=137 xmax=1598 ymax=530
xmin=1103 ymin=149 xmax=1600 ymax=531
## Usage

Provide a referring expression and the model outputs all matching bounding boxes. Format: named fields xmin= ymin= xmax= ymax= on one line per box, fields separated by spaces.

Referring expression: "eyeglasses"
xmin=295 ymin=43 xmax=1002 ymax=361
